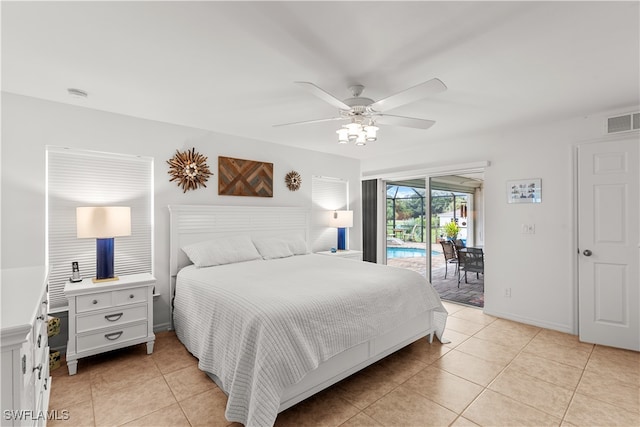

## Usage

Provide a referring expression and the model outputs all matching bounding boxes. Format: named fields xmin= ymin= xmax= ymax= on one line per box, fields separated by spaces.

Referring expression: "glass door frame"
xmin=374 ymin=161 xmax=487 ymax=284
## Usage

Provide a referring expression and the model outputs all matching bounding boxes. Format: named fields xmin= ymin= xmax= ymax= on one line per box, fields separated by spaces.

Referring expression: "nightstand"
xmin=316 ymin=250 xmax=363 ymax=261
xmin=64 ymin=273 xmax=155 ymax=375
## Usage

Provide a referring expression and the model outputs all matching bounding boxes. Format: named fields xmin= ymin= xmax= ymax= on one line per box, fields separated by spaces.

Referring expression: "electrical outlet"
xmin=521 ymin=224 xmax=535 ymax=234
xmin=504 ymin=288 xmax=511 ymax=298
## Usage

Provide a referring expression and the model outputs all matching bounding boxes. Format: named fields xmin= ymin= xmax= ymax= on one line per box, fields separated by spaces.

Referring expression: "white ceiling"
xmin=2 ymin=1 xmax=639 ymax=160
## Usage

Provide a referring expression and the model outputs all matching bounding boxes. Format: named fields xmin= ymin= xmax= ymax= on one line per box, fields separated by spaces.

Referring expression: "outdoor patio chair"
xmin=454 ymin=238 xmax=466 ymax=258
xmin=439 ymin=240 xmax=458 ymax=279
xmin=458 ymin=247 xmax=484 ymax=287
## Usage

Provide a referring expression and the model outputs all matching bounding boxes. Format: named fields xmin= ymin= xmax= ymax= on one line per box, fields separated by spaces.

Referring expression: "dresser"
xmin=1 ymin=266 xmax=51 ymax=426
xmin=64 ymin=273 xmax=155 ymax=375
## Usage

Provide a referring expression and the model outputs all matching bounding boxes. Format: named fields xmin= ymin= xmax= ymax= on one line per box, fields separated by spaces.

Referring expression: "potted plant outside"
xmin=444 ymin=221 xmax=460 ymax=241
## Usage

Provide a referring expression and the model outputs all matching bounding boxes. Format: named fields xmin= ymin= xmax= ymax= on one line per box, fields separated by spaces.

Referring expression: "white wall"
xmin=362 ymin=107 xmax=640 ymax=334
xmin=1 ymin=93 xmax=362 ymax=330
xmin=4 ymin=91 xmax=637 ymax=337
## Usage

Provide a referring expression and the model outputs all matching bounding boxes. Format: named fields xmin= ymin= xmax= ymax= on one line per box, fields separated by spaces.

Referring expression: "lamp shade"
xmin=328 ymin=210 xmax=353 ymax=228
xmin=77 ymin=207 xmax=131 ymax=238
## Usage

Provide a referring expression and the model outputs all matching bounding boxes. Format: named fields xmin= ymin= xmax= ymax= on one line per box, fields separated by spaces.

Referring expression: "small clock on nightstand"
xmin=316 ymin=250 xmax=363 ymax=261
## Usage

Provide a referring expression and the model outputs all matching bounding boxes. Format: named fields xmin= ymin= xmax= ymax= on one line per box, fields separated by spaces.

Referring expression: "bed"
xmin=168 ymin=205 xmax=448 ymax=427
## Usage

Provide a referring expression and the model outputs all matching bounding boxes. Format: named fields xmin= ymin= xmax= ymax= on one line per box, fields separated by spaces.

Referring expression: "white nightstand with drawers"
xmin=64 ymin=273 xmax=155 ymax=375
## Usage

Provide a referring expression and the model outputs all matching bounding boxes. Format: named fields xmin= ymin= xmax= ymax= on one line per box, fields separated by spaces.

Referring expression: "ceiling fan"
xmin=274 ymin=78 xmax=446 ymax=145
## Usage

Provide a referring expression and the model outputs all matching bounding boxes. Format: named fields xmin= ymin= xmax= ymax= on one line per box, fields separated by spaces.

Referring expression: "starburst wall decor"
xmin=167 ymin=148 xmax=213 ymax=192
xmin=285 ymin=170 xmax=302 ymax=191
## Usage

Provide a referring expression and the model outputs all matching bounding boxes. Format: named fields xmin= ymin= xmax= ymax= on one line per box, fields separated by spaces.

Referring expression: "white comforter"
xmin=173 ymin=254 xmax=447 ymax=427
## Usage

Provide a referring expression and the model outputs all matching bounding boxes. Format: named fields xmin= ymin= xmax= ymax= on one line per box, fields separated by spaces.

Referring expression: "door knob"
xmin=583 ymin=249 xmax=592 ymax=256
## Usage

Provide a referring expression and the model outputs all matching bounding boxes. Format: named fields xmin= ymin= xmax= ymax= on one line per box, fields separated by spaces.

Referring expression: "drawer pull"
xmin=37 ymin=334 xmax=42 ymax=348
xmin=104 ymin=313 xmax=123 ymax=322
xmin=22 ymin=355 xmax=26 ymax=374
xmin=129 ymin=294 xmax=135 ymax=299
xmin=44 ymin=377 xmax=48 ymax=391
xmin=42 ymin=299 xmax=48 ymax=305
xmin=92 ymin=300 xmax=98 ymax=304
xmin=33 ymin=364 xmax=42 ymax=380
xmin=105 ymin=331 xmax=123 ymax=341
xmin=37 ymin=315 xmax=45 ymax=321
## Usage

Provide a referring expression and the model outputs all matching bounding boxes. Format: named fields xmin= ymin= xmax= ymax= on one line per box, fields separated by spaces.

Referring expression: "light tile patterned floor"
xmin=49 ymin=302 xmax=640 ymax=426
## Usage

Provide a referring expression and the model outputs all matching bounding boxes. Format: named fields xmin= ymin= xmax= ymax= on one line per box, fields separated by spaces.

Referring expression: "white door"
xmin=578 ymin=136 xmax=639 ymax=351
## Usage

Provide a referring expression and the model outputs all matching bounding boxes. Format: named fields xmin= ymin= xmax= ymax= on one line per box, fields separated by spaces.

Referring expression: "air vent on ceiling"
xmin=606 ymin=112 xmax=640 ymax=134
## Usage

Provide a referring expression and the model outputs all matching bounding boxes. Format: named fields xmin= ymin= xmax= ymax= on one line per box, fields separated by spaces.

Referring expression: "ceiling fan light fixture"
xmin=335 ymin=120 xmax=377 ymax=145
xmin=336 ymin=128 xmax=349 ymax=144
xmin=345 ymin=122 xmax=361 ymax=141
xmin=364 ymin=124 xmax=378 ymax=142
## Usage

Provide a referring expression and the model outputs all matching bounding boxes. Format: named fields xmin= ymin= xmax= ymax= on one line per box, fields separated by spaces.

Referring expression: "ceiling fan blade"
xmin=373 ymin=114 xmax=436 ymax=130
xmin=295 ymin=82 xmax=351 ymax=110
xmin=370 ymin=78 xmax=447 ymax=112
xmin=273 ymin=116 xmax=346 ymax=127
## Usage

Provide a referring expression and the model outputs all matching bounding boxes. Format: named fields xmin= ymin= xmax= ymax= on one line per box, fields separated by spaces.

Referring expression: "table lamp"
xmin=329 ymin=210 xmax=353 ymax=251
xmin=77 ymin=206 xmax=131 ymax=282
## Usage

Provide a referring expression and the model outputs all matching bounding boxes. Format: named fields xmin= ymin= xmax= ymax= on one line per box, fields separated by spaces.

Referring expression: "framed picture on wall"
xmin=507 ymin=178 xmax=541 ymax=203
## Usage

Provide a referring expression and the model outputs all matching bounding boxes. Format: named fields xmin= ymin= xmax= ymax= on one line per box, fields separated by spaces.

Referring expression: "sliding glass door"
xmin=377 ymin=165 xmax=486 ymax=308
xmin=385 ymin=180 xmax=427 ymax=277
xmin=429 ymin=174 xmax=484 ymax=308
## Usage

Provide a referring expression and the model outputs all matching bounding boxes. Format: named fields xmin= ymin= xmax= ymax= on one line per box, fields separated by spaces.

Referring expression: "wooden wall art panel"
xmin=218 ymin=156 xmax=274 ymax=197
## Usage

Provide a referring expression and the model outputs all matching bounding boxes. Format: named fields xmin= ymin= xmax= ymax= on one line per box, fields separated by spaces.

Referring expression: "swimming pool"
xmin=387 ymin=247 xmax=441 ymax=258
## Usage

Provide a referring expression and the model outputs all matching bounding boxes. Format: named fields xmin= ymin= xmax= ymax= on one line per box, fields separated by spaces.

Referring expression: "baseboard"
xmin=153 ymin=322 xmax=172 ymax=333
xmin=482 ymin=308 xmax=576 ymax=335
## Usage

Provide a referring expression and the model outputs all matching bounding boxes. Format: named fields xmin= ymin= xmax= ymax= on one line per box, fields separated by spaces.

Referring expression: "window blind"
xmin=46 ymin=147 xmax=153 ymax=310
xmin=430 ymin=181 xmax=474 ymax=194
xmin=311 ymin=176 xmax=348 ymax=252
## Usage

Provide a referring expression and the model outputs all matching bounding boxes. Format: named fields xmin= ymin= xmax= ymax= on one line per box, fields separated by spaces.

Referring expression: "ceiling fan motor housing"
xmin=343 ymin=98 xmax=375 ymax=110
xmin=342 ymin=84 xmax=376 ymax=115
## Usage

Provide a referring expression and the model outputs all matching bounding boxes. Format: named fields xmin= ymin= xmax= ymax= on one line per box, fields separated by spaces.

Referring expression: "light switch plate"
xmin=521 ymin=224 xmax=535 ymax=234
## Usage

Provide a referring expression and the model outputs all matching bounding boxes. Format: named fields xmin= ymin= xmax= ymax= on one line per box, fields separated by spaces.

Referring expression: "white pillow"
xmin=287 ymin=236 xmax=310 ymax=255
xmin=182 ymin=236 xmax=262 ymax=268
xmin=252 ymin=237 xmax=294 ymax=260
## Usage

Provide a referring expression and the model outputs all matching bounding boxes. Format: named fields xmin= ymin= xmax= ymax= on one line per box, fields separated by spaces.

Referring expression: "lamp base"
xmin=337 ymin=227 xmax=347 ymax=251
xmin=96 ymin=238 xmax=116 ymax=281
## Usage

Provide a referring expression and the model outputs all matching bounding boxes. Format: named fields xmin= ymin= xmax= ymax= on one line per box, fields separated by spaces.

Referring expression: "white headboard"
xmin=168 ymin=205 xmax=310 ymax=324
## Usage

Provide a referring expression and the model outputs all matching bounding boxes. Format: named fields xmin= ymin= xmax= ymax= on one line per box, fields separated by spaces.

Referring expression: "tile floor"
xmin=49 ymin=302 xmax=640 ymax=427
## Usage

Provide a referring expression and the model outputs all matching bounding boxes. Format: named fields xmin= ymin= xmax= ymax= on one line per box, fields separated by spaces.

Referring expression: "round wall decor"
xmin=167 ymin=148 xmax=213 ymax=192
xmin=285 ymin=170 xmax=302 ymax=191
